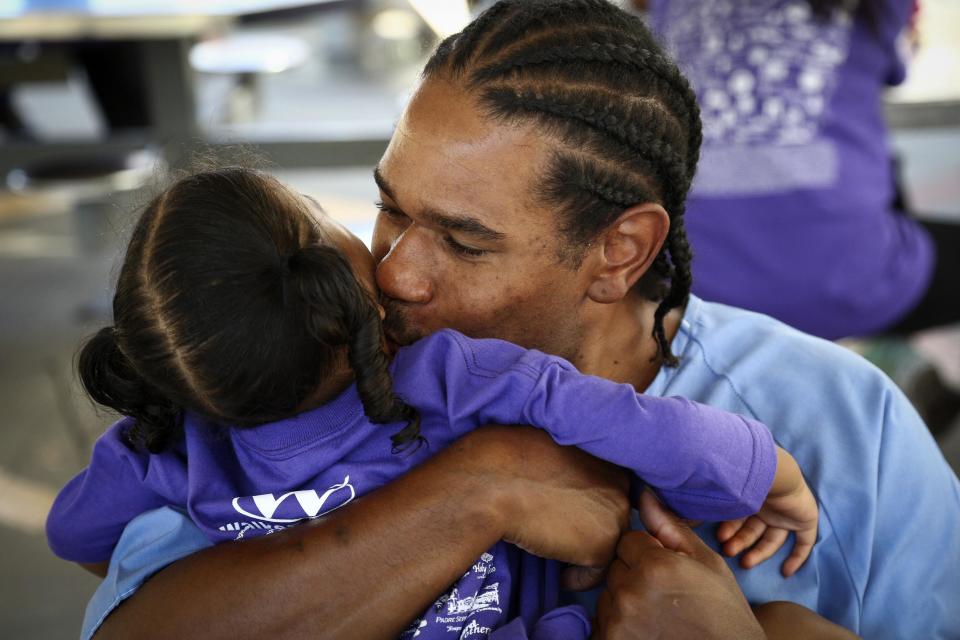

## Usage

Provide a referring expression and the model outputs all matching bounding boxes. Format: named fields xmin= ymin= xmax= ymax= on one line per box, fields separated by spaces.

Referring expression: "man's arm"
xmin=754 ymin=602 xmax=859 ymax=639
xmin=96 ymin=427 xmax=630 ymax=640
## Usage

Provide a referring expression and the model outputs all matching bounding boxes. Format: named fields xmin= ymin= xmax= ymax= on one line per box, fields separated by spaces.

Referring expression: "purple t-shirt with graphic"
xmin=48 ymin=330 xmax=775 ymax=639
xmin=650 ymin=0 xmax=932 ymax=339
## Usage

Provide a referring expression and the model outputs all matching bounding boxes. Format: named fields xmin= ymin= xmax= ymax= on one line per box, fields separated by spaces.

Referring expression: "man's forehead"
xmin=374 ymin=166 xmax=507 ymax=242
xmin=377 ymin=130 xmax=555 ymax=240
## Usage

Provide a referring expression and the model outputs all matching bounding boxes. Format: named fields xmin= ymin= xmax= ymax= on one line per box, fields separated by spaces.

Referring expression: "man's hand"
xmin=593 ymin=489 xmax=766 ymax=640
xmin=476 ymin=427 xmax=632 ymax=576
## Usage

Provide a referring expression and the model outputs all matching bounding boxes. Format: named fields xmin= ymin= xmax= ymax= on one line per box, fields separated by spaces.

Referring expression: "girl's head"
xmin=79 ymin=167 xmax=420 ymax=453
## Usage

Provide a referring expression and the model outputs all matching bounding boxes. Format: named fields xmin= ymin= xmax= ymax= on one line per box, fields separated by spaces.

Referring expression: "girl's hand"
xmin=716 ymin=447 xmax=818 ymax=577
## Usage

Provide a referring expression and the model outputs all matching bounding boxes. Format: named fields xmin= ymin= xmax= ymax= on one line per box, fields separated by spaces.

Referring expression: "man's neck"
xmin=571 ymin=294 xmax=684 ymax=393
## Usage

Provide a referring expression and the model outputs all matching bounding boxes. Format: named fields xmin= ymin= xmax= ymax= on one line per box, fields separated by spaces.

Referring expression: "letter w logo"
xmin=232 ymin=476 xmax=355 ymax=523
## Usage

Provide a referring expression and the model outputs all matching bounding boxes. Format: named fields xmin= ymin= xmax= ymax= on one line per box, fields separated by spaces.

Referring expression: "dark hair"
xmin=423 ymin=0 xmax=701 ymax=366
xmin=78 ymin=167 xmax=421 ymax=453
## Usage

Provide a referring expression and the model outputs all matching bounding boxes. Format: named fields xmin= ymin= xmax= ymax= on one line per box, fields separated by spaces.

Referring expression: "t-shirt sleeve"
xmin=857 ymin=386 xmax=960 ymax=638
xmin=391 ymin=330 xmax=776 ymax=520
xmin=46 ymin=418 xmax=176 ymax=563
xmin=81 ymin=506 xmax=211 ymax=640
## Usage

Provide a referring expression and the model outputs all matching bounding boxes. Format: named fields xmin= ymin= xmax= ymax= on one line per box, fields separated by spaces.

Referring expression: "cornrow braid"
xmin=475 ymin=0 xmax=633 ymax=63
xmin=425 ymin=0 xmax=702 ymax=365
xmin=444 ymin=0 xmax=517 ymax=75
xmin=483 ymin=86 xmax=690 ymax=196
xmin=544 ymin=151 xmax=673 ymax=303
xmin=473 ymin=38 xmax=702 ymax=180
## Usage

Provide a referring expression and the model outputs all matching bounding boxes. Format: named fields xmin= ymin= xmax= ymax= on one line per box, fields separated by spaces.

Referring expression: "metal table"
xmin=0 ymin=0 xmax=356 ymax=173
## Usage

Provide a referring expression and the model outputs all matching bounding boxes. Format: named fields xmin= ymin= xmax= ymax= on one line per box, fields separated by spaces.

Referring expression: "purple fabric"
xmin=488 ymin=606 xmax=590 ymax=640
xmin=650 ymin=0 xmax=933 ymax=339
xmin=48 ymin=329 xmax=775 ymax=639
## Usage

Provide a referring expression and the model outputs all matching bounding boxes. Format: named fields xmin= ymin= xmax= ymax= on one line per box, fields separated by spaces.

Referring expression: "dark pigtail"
xmin=77 ymin=326 xmax=182 ymax=453
xmin=291 ymin=245 xmax=424 ymax=453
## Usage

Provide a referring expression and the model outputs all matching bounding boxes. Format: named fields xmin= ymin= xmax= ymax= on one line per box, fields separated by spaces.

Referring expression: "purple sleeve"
xmin=391 ymin=330 xmax=776 ymax=521
xmin=46 ymin=418 xmax=176 ymax=563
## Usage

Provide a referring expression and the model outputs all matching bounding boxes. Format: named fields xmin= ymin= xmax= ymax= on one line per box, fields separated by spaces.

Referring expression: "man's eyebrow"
xmin=373 ymin=167 xmax=505 ymax=242
xmin=373 ymin=167 xmax=396 ymax=201
xmin=423 ymin=209 xmax=506 ymax=242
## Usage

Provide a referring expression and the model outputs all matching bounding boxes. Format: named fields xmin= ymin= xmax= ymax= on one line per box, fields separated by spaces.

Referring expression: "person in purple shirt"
xmin=47 ymin=167 xmax=818 ymax=639
xmin=645 ymin=0 xmax=959 ymax=340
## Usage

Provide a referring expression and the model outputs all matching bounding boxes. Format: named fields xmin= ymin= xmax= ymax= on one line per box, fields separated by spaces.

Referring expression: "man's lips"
xmin=380 ymin=297 xmax=420 ymax=347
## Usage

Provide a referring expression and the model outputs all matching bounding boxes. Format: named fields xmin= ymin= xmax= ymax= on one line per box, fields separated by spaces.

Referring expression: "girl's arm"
xmin=47 ymin=418 xmax=174 ymax=565
xmin=392 ymin=330 xmax=776 ymax=522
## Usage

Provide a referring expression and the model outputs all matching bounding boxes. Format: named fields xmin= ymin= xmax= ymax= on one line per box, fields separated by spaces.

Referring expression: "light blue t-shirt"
xmin=81 ymin=296 xmax=960 ymax=640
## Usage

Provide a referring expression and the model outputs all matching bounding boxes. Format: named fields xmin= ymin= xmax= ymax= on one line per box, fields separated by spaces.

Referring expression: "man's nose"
xmin=376 ymin=228 xmax=433 ymax=304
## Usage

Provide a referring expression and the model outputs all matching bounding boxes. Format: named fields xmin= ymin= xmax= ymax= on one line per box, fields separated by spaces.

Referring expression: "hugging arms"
xmin=91 ymin=427 xmax=852 ymax=639
xmin=77 ymin=0 xmax=960 ymax=637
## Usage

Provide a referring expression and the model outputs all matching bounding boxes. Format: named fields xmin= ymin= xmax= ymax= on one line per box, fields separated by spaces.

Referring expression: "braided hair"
xmin=424 ymin=0 xmax=701 ymax=366
xmin=78 ymin=168 xmax=422 ymax=453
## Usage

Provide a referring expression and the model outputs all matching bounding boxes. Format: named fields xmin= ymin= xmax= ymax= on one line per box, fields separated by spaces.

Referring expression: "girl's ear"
xmin=586 ymin=203 xmax=670 ymax=304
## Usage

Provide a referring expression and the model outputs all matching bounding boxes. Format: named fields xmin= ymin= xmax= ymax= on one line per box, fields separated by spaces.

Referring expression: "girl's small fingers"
xmin=723 ymin=516 xmax=767 ymax=557
xmin=716 ymin=518 xmax=746 ymax=544
xmin=741 ymin=527 xmax=789 ymax=568
xmin=782 ymin=528 xmax=817 ymax=577
xmin=781 ymin=554 xmax=804 ymax=578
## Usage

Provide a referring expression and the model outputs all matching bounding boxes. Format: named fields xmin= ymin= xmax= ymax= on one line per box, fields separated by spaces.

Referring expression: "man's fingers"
xmin=607 ymin=528 xmax=667 ymax=577
xmin=561 ymin=565 xmax=607 ymax=591
xmin=637 ymin=488 xmax=712 ymax=561
xmin=594 ymin=589 xmax=613 ymax=638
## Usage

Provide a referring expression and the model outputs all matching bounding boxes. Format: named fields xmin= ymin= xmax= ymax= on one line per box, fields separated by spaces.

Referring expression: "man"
xmin=84 ymin=1 xmax=960 ymax=638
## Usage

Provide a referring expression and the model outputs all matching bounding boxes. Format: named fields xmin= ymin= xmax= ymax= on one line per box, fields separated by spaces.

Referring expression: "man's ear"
xmin=586 ymin=203 xmax=669 ymax=304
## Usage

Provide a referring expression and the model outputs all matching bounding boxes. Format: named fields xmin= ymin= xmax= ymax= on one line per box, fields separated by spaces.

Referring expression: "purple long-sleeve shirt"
xmin=49 ymin=329 xmax=775 ymax=639
xmin=650 ymin=0 xmax=932 ymax=339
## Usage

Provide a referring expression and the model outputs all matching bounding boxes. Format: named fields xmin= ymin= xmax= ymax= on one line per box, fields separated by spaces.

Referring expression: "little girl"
xmin=47 ymin=167 xmax=817 ymax=639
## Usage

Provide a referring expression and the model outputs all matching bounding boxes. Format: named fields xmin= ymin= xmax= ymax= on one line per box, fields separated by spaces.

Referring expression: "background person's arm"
xmin=95 ymin=427 xmax=630 ymax=640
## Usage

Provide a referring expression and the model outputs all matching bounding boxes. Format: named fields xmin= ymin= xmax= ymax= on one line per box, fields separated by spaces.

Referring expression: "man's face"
xmin=372 ymin=79 xmax=592 ymax=361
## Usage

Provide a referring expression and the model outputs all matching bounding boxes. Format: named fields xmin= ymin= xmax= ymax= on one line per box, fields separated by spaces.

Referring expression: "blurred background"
xmin=0 ymin=0 xmax=957 ymax=636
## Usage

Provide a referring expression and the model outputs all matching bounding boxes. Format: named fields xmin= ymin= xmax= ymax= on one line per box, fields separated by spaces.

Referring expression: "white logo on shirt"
xmin=445 ymin=584 xmax=501 ymax=616
xmin=231 ymin=475 xmax=356 ymax=523
xmin=459 ymin=620 xmax=492 ymax=639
